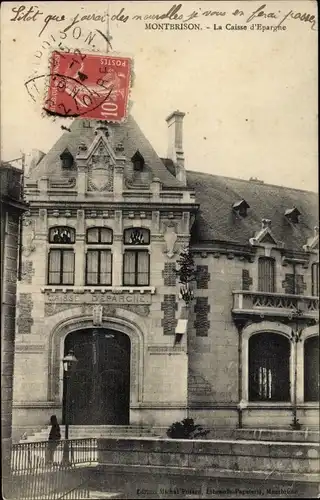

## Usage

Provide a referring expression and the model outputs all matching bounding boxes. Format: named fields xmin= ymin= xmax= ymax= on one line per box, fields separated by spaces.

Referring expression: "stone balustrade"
xmin=232 ymin=291 xmax=319 ymax=320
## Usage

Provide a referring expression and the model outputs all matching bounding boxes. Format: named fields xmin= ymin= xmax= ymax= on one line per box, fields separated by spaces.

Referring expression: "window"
xmin=304 ymin=337 xmax=319 ymax=402
xmin=48 ymin=226 xmax=75 ymax=285
xmin=87 ymin=227 xmax=113 ymax=244
xmin=312 ymin=263 xmax=319 ymax=296
xmin=123 ymin=228 xmax=150 ymax=245
xmin=131 ymin=151 xmax=145 ymax=172
xmin=123 ymin=227 xmax=150 ymax=286
xmin=85 ymin=227 xmax=113 ymax=286
xmin=86 ymin=250 xmax=112 ymax=285
xmin=60 ymin=149 xmax=74 ymax=169
xmin=249 ymin=333 xmax=290 ymax=402
xmin=49 ymin=226 xmax=75 ymax=244
xmin=258 ymin=257 xmax=275 ymax=293
xmin=48 ymin=249 xmax=75 ymax=285
xmin=123 ymin=250 xmax=149 ymax=286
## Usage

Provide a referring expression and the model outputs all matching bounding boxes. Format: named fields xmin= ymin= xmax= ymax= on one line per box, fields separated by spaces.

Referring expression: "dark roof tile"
xmin=31 ymin=116 xmax=182 ymax=188
xmin=187 ymin=170 xmax=318 ymax=251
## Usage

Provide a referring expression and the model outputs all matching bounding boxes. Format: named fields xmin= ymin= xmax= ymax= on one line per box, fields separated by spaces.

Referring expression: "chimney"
xmin=166 ymin=110 xmax=186 ymax=186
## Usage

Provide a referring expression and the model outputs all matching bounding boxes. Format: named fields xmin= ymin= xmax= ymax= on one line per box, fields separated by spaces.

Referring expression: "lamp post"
xmin=62 ymin=350 xmax=78 ymax=466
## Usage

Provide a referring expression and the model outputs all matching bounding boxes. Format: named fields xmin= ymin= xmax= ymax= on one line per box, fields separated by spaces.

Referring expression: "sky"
xmin=0 ymin=1 xmax=318 ymax=191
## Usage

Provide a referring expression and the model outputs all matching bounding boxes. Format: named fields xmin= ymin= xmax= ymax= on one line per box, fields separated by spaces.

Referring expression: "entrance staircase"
xmin=19 ymin=425 xmax=320 ymax=443
xmin=19 ymin=425 xmax=166 ymax=443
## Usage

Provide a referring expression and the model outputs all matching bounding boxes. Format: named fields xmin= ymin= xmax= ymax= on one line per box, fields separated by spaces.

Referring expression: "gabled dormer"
xmin=249 ymin=219 xmax=283 ymax=256
xmin=285 ymin=207 xmax=301 ymax=224
xmin=303 ymin=226 xmax=319 ymax=253
xmin=131 ymin=151 xmax=145 ymax=172
xmin=232 ymin=199 xmax=250 ymax=218
xmin=75 ymin=121 xmax=126 ymax=194
xmin=60 ymin=149 xmax=74 ymax=169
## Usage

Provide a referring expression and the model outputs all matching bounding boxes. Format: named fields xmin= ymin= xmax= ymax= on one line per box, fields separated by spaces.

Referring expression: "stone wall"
xmin=1 ymin=210 xmax=23 ymax=496
xmin=97 ymin=437 xmax=320 ymax=475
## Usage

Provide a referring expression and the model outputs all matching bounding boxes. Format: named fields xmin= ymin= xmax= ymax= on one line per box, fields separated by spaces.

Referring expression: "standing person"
xmin=46 ymin=415 xmax=61 ymax=466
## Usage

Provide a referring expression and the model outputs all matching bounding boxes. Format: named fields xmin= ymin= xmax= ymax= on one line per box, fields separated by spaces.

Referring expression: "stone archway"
xmin=47 ymin=310 xmax=145 ymax=414
xmin=241 ymin=321 xmax=293 ymax=403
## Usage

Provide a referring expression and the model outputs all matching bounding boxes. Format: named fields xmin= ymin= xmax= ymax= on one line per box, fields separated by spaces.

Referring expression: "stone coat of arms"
xmin=87 ymin=142 xmax=114 ymax=192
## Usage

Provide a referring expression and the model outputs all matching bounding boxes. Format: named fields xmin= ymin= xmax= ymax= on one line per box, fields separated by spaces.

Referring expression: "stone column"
xmin=75 ymin=210 xmax=85 ymax=286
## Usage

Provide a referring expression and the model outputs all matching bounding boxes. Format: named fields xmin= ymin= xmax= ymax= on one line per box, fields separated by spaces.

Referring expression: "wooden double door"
xmin=63 ymin=328 xmax=131 ymax=425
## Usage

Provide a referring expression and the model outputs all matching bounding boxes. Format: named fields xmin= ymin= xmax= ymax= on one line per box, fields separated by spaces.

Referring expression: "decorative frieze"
xmin=161 ymin=211 xmax=182 ymax=219
xmin=44 ymin=301 xmax=151 ymax=318
xmin=15 ymin=344 xmax=45 ymax=353
xmin=148 ymin=345 xmax=184 ymax=354
xmin=84 ymin=210 xmax=115 ymax=219
xmin=122 ymin=210 xmax=152 ymax=219
xmin=43 ymin=289 xmax=153 ymax=305
xmin=194 ymin=297 xmax=210 ymax=337
xmin=161 ymin=294 xmax=178 ymax=335
xmin=196 ymin=265 xmax=211 ymax=289
xmin=17 ymin=293 xmax=34 ymax=334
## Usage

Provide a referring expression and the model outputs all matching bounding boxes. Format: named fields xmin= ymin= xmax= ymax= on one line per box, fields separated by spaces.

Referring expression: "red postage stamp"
xmin=44 ymin=51 xmax=132 ymax=121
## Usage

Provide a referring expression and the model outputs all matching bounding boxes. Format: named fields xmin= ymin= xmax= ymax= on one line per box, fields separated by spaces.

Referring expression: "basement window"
xmin=60 ymin=149 xmax=74 ymax=169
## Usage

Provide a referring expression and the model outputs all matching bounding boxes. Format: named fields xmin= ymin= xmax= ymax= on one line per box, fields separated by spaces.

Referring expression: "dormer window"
xmin=131 ymin=151 xmax=145 ymax=172
xmin=285 ymin=207 xmax=301 ymax=224
xmin=233 ymin=199 xmax=250 ymax=218
xmin=60 ymin=149 xmax=74 ymax=169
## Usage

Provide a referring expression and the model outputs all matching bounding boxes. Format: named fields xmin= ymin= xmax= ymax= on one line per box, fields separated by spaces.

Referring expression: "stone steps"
xmin=19 ymin=425 xmax=320 ymax=444
xmin=20 ymin=425 xmax=165 ymax=443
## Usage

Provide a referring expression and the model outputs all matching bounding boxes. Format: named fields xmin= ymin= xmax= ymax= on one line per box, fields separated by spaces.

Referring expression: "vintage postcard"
xmin=1 ymin=1 xmax=318 ymax=499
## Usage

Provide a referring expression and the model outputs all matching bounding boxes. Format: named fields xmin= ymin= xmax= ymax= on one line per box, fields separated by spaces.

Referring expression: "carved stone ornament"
xmin=93 ymin=304 xmax=103 ymax=326
xmin=163 ymin=223 xmax=178 ymax=258
xmin=87 ymin=141 xmax=114 ymax=192
xmin=22 ymin=222 xmax=36 ymax=256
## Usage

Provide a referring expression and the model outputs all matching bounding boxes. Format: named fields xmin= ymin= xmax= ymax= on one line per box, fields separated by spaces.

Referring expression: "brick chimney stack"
xmin=166 ymin=110 xmax=186 ymax=186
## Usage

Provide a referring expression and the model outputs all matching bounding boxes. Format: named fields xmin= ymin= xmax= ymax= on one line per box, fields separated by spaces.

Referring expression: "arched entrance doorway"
xmin=63 ymin=328 xmax=131 ymax=425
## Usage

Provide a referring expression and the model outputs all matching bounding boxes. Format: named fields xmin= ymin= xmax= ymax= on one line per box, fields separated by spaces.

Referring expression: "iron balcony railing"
xmin=232 ymin=290 xmax=319 ymax=319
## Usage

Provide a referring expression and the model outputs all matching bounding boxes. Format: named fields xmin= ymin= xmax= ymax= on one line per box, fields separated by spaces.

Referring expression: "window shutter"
xmin=258 ymin=258 xmax=275 ymax=292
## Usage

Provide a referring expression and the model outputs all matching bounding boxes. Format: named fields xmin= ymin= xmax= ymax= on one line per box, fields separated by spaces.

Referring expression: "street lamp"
xmin=62 ymin=350 xmax=78 ymax=466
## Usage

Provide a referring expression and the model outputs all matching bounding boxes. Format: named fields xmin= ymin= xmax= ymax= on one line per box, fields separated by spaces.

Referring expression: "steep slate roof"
xmin=30 ymin=116 xmax=182 ymax=188
xmin=187 ymin=170 xmax=318 ymax=252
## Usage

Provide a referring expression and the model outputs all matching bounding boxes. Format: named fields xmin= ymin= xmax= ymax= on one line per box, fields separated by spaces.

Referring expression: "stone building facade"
xmin=1 ymin=163 xmax=28 ymax=493
xmin=12 ymin=113 xmax=319 ymax=439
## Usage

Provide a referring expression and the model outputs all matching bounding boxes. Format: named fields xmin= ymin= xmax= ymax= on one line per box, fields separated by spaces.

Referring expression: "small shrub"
xmin=166 ymin=418 xmax=210 ymax=439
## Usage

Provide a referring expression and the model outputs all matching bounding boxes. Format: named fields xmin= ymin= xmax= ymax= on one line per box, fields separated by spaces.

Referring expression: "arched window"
xmin=311 ymin=263 xmax=319 ymax=296
xmin=249 ymin=333 xmax=290 ymax=401
xmin=85 ymin=227 xmax=113 ymax=285
xmin=304 ymin=336 xmax=319 ymax=402
xmin=48 ymin=226 xmax=75 ymax=285
xmin=258 ymin=257 xmax=275 ymax=293
xmin=49 ymin=226 xmax=75 ymax=244
xmin=123 ymin=228 xmax=150 ymax=245
xmin=86 ymin=227 xmax=113 ymax=244
xmin=123 ymin=228 xmax=150 ymax=286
